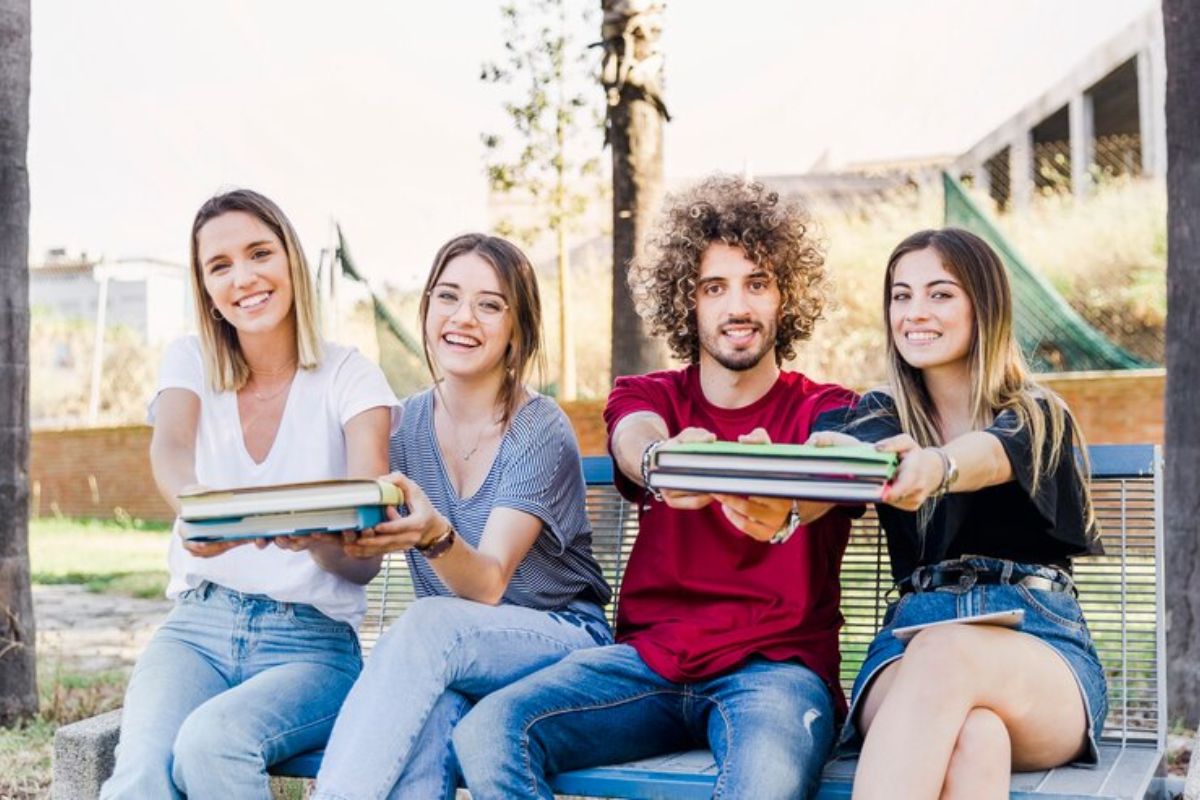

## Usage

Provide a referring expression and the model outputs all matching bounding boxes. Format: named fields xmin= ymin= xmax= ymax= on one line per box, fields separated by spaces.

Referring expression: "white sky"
xmin=29 ymin=0 xmax=1153 ymax=287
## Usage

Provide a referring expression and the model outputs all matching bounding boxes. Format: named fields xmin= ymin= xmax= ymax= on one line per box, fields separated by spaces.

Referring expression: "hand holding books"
xmin=645 ymin=427 xmax=868 ymax=543
xmin=646 ymin=437 xmax=899 ymax=505
xmin=177 ymin=477 xmax=403 ymax=547
xmin=341 ymin=473 xmax=453 ymax=560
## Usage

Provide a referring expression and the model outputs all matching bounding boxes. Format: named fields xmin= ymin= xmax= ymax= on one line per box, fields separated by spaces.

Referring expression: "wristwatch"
xmin=416 ymin=522 xmax=456 ymax=559
xmin=770 ymin=501 xmax=803 ymax=545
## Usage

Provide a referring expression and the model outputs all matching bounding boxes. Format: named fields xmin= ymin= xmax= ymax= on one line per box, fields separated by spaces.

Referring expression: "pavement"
xmin=33 ymin=584 xmax=172 ymax=675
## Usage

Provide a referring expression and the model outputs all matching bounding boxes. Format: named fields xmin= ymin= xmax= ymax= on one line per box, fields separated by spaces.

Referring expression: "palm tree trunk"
xmin=601 ymin=0 xmax=670 ymax=380
xmin=0 ymin=0 xmax=37 ymax=726
xmin=1164 ymin=0 xmax=1200 ymax=724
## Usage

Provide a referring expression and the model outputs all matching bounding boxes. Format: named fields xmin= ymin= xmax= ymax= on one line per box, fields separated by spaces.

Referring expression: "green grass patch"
xmin=30 ymin=517 xmax=170 ymax=597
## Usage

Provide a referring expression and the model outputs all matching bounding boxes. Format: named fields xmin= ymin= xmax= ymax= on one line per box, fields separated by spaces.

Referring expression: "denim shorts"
xmin=838 ymin=556 xmax=1108 ymax=766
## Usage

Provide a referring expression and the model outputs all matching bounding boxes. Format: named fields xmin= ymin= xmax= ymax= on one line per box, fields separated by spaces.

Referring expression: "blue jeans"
xmin=839 ymin=556 xmax=1108 ymax=765
xmin=312 ymin=595 xmax=613 ymax=800
xmin=100 ymin=581 xmax=362 ymax=799
xmin=454 ymin=643 xmax=837 ymax=800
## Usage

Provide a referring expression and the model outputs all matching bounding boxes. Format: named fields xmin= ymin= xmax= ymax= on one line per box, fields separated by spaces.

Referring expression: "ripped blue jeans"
xmin=313 ymin=595 xmax=612 ymax=800
xmin=454 ymin=643 xmax=836 ymax=800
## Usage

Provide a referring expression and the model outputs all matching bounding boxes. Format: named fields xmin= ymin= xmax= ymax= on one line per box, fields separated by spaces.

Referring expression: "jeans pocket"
xmin=1016 ymin=586 xmax=1086 ymax=632
xmin=285 ymin=603 xmax=354 ymax=635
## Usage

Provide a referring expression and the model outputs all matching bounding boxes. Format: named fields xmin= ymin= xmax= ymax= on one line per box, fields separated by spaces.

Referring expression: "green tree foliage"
xmin=481 ymin=0 xmax=604 ymax=399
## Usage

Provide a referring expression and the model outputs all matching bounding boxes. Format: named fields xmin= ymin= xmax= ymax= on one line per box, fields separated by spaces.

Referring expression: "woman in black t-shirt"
xmin=811 ymin=228 xmax=1106 ymax=799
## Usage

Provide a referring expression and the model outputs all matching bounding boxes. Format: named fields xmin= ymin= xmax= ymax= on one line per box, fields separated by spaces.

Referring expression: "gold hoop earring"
xmin=210 ymin=306 xmax=224 ymax=321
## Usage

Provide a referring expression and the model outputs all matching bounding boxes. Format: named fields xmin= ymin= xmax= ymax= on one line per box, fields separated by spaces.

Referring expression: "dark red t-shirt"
xmin=603 ymin=365 xmax=857 ymax=717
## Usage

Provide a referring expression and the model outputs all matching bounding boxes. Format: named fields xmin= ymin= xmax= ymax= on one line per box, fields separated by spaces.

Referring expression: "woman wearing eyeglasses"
xmin=313 ymin=233 xmax=613 ymax=800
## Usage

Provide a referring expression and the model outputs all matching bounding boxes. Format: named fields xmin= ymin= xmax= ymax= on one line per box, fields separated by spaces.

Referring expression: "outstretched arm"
xmin=611 ymin=411 xmax=718 ymax=511
xmin=876 ymin=431 xmax=1012 ymax=512
xmin=276 ymin=407 xmax=391 ymax=584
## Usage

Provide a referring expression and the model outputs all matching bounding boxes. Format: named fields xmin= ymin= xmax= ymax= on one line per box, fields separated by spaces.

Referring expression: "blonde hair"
xmin=189 ymin=189 xmax=322 ymax=392
xmin=884 ymin=228 xmax=1095 ymax=533
xmin=418 ymin=233 xmax=545 ymax=427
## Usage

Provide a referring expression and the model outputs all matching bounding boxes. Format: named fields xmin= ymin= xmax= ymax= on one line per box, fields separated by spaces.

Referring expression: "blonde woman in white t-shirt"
xmin=101 ymin=190 xmax=400 ymax=800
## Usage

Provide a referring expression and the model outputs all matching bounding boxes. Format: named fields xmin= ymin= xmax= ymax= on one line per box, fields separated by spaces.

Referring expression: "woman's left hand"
xmin=342 ymin=473 xmax=448 ymax=559
xmin=876 ymin=434 xmax=945 ymax=511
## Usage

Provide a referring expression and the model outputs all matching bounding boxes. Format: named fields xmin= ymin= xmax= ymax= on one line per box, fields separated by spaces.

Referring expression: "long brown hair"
xmin=418 ymin=233 xmax=544 ymax=426
xmin=883 ymin=228 xmax=1095 ymax=532
xmin=189 ymin=189 xmax=322 ymax=392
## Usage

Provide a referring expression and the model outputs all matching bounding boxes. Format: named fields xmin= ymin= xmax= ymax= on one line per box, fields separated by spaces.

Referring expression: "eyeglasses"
xmin=427 ymin=288 xmax=509 ymax=321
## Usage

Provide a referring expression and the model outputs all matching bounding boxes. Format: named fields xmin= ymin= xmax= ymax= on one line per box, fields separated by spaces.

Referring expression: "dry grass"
xmin=31 ymin=178 xmax=1166 ymax=420
xmin=0 ymin=667 xmax=127 ymax=799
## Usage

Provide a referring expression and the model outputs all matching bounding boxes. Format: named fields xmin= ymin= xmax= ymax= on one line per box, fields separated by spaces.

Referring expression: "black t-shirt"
xmin=838 ymin=391 xmax=1098 ymax=583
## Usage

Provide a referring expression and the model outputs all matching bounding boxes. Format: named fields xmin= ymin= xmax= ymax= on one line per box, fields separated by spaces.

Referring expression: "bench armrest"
xmin=52 ymin=709 xmax=122 ymax=800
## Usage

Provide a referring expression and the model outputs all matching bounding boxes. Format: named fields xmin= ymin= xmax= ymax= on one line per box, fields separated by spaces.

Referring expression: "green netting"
xmin=942 ymin=172 xmax=1151 ymax=372
xmin=335 ymin=227 xmax=430 ymax=396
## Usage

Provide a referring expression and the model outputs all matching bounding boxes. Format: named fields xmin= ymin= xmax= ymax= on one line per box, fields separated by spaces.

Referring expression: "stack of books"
xmin=177 ymin=479 xmax=403 ymax=542
xmin=646 ymin=442 xmax=898 ymax=502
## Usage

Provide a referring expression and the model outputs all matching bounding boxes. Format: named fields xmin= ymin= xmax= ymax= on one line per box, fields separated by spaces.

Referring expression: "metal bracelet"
xmin=641 ymin=439 xmax=666 ymax=502
xmin=769 ymin=500 xmax=802 ymax=544
xmin=927 ymin=447 xmax=958 ymax=500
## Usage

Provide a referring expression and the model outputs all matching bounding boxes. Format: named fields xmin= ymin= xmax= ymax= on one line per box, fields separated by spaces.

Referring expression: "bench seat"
xmin=52 ymin=444 xmax=1170 ymax=800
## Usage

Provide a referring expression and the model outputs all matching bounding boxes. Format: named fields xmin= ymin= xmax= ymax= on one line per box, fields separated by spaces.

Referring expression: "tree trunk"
xmin=0 ymin=0 xmax=36 ymax=726
xmin=602 ymin=1 xmax=670 ymax=381
xmin=1164 ymin=0 xmax=1200 ymax=726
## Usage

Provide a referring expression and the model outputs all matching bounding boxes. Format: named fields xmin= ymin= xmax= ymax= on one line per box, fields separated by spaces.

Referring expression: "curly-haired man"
xmin=455 ymin=174 xmax=858 ymax=799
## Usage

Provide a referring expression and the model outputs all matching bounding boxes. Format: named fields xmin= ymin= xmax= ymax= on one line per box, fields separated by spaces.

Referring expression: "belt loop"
xmin=1000 ymin=559 xmax=1014 ymax=584
xmin=911 ymin=565 xmax=926 ymax=592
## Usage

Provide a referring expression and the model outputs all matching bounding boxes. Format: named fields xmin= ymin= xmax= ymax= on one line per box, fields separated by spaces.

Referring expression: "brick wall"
xmin=30 ymin=425 xmax=169 ymax=521
xmin=1039 ymin=369 xmax=1164 ymax=445
xmin=29 ymin=370 xmax=1164 ymax=523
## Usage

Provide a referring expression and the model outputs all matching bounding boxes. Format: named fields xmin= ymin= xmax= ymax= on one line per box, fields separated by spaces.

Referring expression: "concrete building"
xmin=30 ymin=251 xmax=192 ymax=344
xmin=953 ymin=6 xmax=1165 ymax=209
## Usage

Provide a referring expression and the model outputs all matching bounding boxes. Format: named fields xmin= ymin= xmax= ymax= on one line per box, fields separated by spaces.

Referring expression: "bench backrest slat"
xmin=359 ymin=444 xmax=1164 ymax=750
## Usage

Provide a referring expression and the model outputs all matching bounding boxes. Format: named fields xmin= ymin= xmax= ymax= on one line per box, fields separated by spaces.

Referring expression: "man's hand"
xmin=708 ymin=427 xmax=793 ymax=540
xmin=659 ymin=427 xmax=718 ymax=511
xmin=805 ymin=430 xmax=864 ymax=448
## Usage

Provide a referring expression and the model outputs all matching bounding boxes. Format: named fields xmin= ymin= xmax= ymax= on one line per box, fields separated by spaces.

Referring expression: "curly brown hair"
xmin=628 ymin=174 xmax=828 ymax=364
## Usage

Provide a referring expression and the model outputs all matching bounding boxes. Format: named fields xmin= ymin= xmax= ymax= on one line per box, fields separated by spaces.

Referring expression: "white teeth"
xmin=906 ymin=331 xmax=940 ymax=341
xmin=444 ymin=334 xmax=480 ymax=347
xmin=236 ymin=292 xmax=270 ymax=308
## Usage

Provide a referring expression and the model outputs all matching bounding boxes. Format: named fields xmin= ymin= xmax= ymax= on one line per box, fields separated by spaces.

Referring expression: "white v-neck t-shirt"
xmin=149 ymin=335 xmax=402 ymax=628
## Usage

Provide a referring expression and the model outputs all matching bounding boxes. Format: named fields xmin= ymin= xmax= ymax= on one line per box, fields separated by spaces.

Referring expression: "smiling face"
xmin=196 ymin=210 xmax=295 ymax=338
xmin=694 ymin=242 xmax=780 ymax=372
xmin=888 ymin=246 xmax=975 ymax=372
xmin=424 ymin=251 xmax=514 ymax=381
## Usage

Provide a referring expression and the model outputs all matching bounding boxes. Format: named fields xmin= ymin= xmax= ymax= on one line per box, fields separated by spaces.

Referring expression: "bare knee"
xmin=940 ymin=708 xmax=1010 ymax=800
xmin=896 ymin=625 xmax=985 ymax=698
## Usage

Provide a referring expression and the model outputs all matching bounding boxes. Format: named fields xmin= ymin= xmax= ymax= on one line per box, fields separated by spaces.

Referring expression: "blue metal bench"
xmin=52 ymin=444 xmax=1170 ymax=799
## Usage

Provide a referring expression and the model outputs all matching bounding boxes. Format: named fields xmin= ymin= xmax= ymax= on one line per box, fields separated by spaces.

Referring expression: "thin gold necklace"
xmin=441 ymin=402 xmax=501 ymax=461
xmin=247 ymin=370 xmax=296 ymax=403
xmin=248 ymin=358 xmax=297 ymax=378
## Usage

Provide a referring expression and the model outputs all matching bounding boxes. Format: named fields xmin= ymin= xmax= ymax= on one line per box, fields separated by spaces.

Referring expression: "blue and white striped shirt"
xmin=390 ymin=388 xmax=612 ymax=611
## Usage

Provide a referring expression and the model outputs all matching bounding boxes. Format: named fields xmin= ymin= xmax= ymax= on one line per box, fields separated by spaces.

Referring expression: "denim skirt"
xmin=838 ymin=556 xmax=1108 ymax=765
